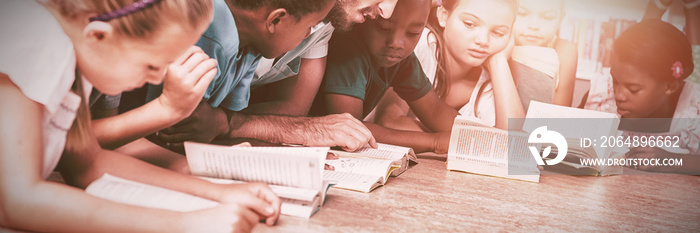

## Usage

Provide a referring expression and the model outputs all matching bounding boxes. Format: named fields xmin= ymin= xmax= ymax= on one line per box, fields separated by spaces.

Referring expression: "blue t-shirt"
xmin=147 ymin=0 xmax=261 ymax=111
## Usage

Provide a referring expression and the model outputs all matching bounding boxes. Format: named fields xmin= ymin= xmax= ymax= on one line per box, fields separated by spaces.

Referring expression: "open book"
xmin=85 ymin=174 xmax=331 ymax=218
xmin=446 ymin=116 xmax=541 ymax=182
xmin=523 ymin=101 xmax=623 ymax=176
xmin=324 ymin=143 xmax=417 ymax=193
xmin=183 ymin=141 xmax=334 ymax=218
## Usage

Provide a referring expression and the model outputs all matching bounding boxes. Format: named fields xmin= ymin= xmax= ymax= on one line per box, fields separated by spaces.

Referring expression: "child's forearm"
xmin=92 ymin=95 xmax=190 ymax=150
xmin=2 ymin=180 xmax=184 ymax=233
xmin=488 ymin=57 xmax=525 ymax=130
xmin=62 ymin=148 xmax=228 ymax=203
xmin=365 ymin=122 xmax=450 ymax=154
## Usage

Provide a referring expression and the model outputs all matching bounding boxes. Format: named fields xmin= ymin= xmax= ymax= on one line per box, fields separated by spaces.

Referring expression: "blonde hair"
xmin=47 ymin=0 xmax=213 ymax=40
xmin=48 ymin=0 xmax=213 ymax=155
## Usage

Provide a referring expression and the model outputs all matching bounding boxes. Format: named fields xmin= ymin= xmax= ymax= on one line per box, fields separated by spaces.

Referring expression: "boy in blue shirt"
xmin=94 ymin=0 xmax=402 ymax=155
xmin=151 ymin=0 xmax=404 ymax=152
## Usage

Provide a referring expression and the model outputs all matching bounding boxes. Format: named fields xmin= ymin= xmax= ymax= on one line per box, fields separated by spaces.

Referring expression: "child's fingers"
xmin=194 ymin=64 xmax=218 ymax=93
xmin=237 ymin=191 xmax=278 ymax=221
xmin=179 ymin=51 xmax=209 ymax=74
xmin=250 ymin=184 xmax=282 ymax=225
xmin=173 ymin=46 xmax=203 ymax=66
xmin=326 ymin=152 xmax=339 ymax=160
xmin=231 ymin=142 xmax=252 ymax=147
xmin=187 ymin=58 xmax=217 ymax=86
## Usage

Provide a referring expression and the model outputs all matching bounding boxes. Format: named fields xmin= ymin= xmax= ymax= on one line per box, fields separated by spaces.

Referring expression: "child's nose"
xmin=475 ymin=29 xmax=489 ymax=47
xmin=527 ymin=17 xmax=541 ymax=31
xmin=613 ymin=88 xmax=627 ymax=103
xmin=387 ymin=32 xmax=404 ymax=49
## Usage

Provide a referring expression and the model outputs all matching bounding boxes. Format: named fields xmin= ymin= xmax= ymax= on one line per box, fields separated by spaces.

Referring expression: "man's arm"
xmin=245 ymin=57 xmax=326 ymax=115
xmin=224 ymin=110 xmax=377 ymax=152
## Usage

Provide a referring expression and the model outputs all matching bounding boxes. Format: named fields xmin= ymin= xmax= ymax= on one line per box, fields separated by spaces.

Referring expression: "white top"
xmin=413 ymin=28 xmax=497 ymax=127
xmin=0 ymin=0 xmax=83 ymax=179
xmin=252 ymin=22 xmax=334 ymax=88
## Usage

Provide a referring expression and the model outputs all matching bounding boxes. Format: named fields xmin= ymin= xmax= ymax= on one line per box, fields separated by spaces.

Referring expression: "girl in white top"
xmin=374 ymin=0 xmax=525 ymax=129
xmin=511 ymin=0 xmax=578 ymax=109
xmin=584 ymin=20 xmax=700 ymax=174
xmin=0 ymin=0 xmax=280 ymax=232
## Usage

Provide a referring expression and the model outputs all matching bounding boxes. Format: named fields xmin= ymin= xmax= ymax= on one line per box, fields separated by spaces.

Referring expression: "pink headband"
xmin=89 ymin=0 xmax=162 ymax=22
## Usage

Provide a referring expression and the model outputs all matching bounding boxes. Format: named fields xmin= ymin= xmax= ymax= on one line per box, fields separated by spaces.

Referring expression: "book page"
xmin=199 ymin=177 xmax=319 ymax=202
xmin=185 ymin=142 xmax=326 ymax=191
xmin=524 ymin=101 xmax=619 ymax=159
xmin=330 ymin=143 xmax=406 ymax=161
xmin=86 ymin=174 xmax=218 ymax=212
xmin=448 ymin=116 xmax=540 ymax=182
xmin=198 ymin=177 xmax=333 ymax=218
xmin=448 ymin=126 xmax=510 ymax=167
xmin=323 ymin=170 xmax=382 ymax=193
xmin=325 ymin=157 xmax=397 ymax=179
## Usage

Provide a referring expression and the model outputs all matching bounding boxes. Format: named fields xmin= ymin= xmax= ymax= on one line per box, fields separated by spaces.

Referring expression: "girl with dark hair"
xmin=585 ymin=19 xmax=700 ymax=174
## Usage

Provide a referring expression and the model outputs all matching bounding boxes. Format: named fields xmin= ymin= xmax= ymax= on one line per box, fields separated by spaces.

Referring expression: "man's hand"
xmin=296 ymin=113 xmax=378 ymax=152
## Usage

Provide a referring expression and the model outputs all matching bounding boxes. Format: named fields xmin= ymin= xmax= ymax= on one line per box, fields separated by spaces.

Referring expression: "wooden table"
xmin=253 ymin=153 xmax=700 ymax=232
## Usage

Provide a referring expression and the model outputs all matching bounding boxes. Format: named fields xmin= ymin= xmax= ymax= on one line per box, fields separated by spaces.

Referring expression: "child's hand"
xmin=158 ymin=46 xmax=217 ymax=119
xmin=182 ymin=204 xmax=259 ymax=233
xmin=485 ymin=33 xmax=515 ymax=71
xmin=325 ymin=152 xmax=340 ymax=171
xmin=215 ymin=183 xmax=281 ymax=226
xmin=432 ymin=131 xmax=450 ymax=154
xmin=158 ymin=100 xmax=230 ymax=151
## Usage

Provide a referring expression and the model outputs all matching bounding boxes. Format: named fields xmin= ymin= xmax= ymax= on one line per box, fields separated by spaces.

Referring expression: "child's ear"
xmin=665 ymin=80 xmax=682 ymax=95
xmin=83 ymin=21 xmax=114 ymax=42
xmin=437 ymin=6 xmax=448 ymax=28
xmin=266 ymin=8 xmax=288 ymax=34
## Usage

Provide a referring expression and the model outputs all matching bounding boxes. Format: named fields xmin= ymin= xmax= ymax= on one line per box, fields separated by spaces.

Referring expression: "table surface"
xmin=253 ymin=153 xmax=700 ymax=232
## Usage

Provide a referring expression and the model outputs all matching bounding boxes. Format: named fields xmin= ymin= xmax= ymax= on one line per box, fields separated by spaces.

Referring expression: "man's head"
xmin=327 ymin=0 xmax=399 ymax=31
xmin=359 ymin=0 xmax=431 ymax=67
xmin=228 ymin=0 xmax=336 ymax=58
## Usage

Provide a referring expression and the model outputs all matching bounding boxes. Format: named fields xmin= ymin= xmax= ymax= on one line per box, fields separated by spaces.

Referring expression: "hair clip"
xmin=672 ymin=61 xmax=684 ymax=79
xmin=89 ymin=0 xmax=161 ymax=22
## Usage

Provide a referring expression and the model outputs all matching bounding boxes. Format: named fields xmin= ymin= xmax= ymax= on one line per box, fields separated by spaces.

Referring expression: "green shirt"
xmin=319 ymin=31 xmax=432 ymax=118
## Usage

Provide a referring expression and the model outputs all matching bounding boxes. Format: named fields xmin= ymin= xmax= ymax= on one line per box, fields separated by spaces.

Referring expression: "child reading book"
xmin=311 ymin=0 xmax=460 ymax=153
xmin=0 ymin=0 xmax=281 ymax=232
xmin=88 ymin=0 xmax=378 ymax=153
xmin=372 ymin=0 xmax=523 ymax=132
xmin=511 ymin=0 xmax=578 ymax=109
xmin=584 ymin=20 xmax=700 ymax=174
